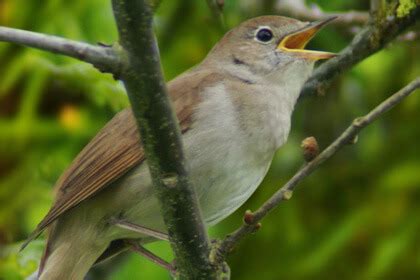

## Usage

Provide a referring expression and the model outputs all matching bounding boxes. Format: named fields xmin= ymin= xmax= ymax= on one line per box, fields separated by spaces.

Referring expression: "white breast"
xmin=184 ymin=83 xmax=287 ymax=225
xmin=119 ymin=72 xmax=306 ymax=231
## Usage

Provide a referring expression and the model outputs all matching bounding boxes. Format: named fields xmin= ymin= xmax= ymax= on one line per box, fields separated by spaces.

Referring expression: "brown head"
xmin=203 ymin=15 xmax=336 ymax=79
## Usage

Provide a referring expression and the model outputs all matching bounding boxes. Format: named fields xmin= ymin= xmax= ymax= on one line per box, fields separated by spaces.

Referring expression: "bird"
xmin=23 ymin=15 xmax=336 ymax=279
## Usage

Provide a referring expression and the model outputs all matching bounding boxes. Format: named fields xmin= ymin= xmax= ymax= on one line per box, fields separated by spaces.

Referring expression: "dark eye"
xmin=256 ymin=28 xmax=273 ymax=42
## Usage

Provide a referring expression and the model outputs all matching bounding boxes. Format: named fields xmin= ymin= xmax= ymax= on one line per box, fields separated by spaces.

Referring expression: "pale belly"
xmin=109 ymin=128 xmax=274 ymax=243
xmin=184 ymin=120 xmax=275 ymax=225
xmin=116 ymin=130 xmax=274 ymax=235
xmin=111 ymin=83 xmax=291 ymax=238
xmin=196 ymin=160 xmax=271 ymax=226
xmin=186 ymin=138 xmax=273 ymax=226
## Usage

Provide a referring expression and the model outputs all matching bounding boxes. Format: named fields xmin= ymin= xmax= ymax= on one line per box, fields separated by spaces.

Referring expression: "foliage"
xmin=397 ymin=0 xmax=418 ymax=17
xmin=0 ymin=0 xmax=419 ymax=279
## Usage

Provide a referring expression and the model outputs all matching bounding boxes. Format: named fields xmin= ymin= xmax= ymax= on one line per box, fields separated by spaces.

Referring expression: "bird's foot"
xmin=112 ymin=219 xmax=169 ymax=241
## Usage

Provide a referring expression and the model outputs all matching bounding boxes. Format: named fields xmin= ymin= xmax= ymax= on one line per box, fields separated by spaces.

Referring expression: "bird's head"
xmin=204 ymin=15 xmax=336 ymax=82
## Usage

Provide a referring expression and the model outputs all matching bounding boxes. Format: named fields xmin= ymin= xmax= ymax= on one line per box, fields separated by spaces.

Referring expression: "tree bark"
xmin=111 ymin=0 xmax=219 ymax=279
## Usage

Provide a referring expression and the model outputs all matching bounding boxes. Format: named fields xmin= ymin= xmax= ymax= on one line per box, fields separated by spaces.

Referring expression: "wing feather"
xmin=22 ymin=70 xmax=223 ymax=249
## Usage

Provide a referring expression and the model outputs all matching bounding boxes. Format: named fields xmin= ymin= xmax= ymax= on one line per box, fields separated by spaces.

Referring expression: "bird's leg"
xmin=112 ymin=220 xmax=169 ymax=241
xmin=126 ymin=240 xmax=176 ymax=275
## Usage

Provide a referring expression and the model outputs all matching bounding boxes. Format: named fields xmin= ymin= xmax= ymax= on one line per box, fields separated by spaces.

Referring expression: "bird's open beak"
xmin=277 ymin=16 xmax=337 ymax=61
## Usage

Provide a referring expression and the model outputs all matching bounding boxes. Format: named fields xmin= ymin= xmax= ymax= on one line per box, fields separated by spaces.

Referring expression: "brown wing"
xmin=22 ymin=70 xmax=223 ymax=248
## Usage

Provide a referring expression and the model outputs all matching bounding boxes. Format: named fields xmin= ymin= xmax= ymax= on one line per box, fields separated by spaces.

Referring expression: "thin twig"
xmin=128 ymin=241 xmax=176 ymax=274
xmin=206 ymin=0 xmax=225 ymax=29
xmin=0 ymin=26 xmax=120 ymax=74
xmin=216 ymin=78 xmax=420 ymax=259
xmin=276 ymin=0 xmax=368 ymax=25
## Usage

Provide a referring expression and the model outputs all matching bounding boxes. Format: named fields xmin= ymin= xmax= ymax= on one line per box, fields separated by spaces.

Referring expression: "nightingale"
xmin=23 ymin=15 xmax=336 ymax=280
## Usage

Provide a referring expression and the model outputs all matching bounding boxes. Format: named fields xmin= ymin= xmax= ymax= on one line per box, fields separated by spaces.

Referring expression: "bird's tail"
xmin=36 ymin=226 xmax=108 ymax=280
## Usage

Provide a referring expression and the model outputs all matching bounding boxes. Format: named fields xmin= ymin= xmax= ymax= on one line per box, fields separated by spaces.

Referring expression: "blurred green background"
xmin=0 ymin=0 xmax=419 ymax=279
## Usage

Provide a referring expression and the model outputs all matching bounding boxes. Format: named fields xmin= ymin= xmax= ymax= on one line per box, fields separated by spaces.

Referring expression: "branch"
xmin=128 ymin=241 xmax=176 ymax=274
xmin=300 ymin=3 xmax=420 ymax=97
xmin=111 ymin=0 xmax=220 ymax=279
xmin=0 ymin=26 xmax=120 ymax=74
xmin=370 ymin=0 xmax=384 ymax=18
xmin=215 ymin=78 xmax=420 ymax=259
xmin=276 ymin=0 xmax=368 ymax=25
xmin=206 ymin=0 xmax=225 ymax=29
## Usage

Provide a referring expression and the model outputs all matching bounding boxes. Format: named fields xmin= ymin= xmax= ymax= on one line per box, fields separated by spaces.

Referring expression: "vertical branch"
xmin=111 ymin=0 xmax=218 ymax=279
xmin=206 ymin=0 xmax=225 ymax=30
xmin=370 ymin=0 xmax=387 ymax=26
xmin=370 ymin=0 xmax=381 ymax=14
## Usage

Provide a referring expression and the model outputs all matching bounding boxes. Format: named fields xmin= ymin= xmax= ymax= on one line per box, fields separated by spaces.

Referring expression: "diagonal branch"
xmin=0 ymin=26 xmax=120 ymax=74
xmin=111 ymin=0 xmax=219 ymax=279
xmin=300 ymin=3 xmax=420 ymax=97
xmin=215 ymin=78 xmax=420 ymax=259
xmin=128 ymin=240 xmax=176 ymax=274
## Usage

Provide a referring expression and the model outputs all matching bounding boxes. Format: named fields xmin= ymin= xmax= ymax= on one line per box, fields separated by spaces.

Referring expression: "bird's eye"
xmin=255 ymin=28 xmax=273 ymax=43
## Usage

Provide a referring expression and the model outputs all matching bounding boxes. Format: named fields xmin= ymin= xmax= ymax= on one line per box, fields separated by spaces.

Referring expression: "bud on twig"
xmin=244 ymin=210 xmax=261 ymax=233
xmin=252 ymin=223 xmax=262 ymax=233
xmin=301 ymin=136 xmax=319 ymax=162
xmin=282 ymin=190 xmax=293 ymax=200
xmin=243 ymin=210 xmax=255 ymax=225
xmin=346 ymin=134 xmax=358 ymax=145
